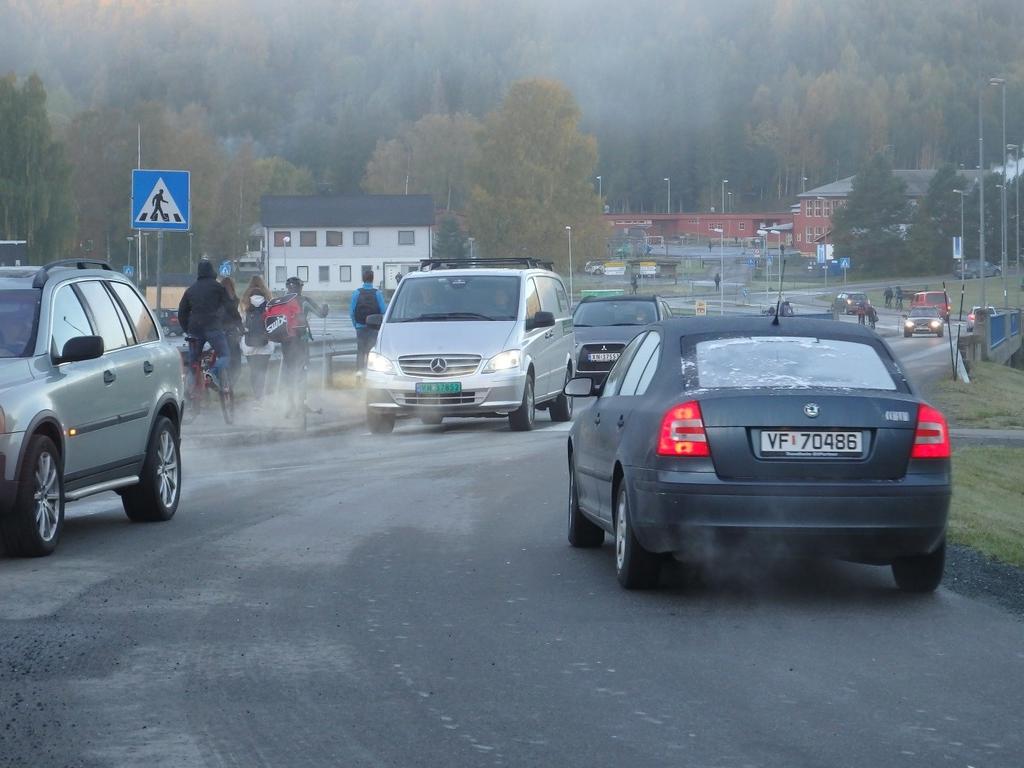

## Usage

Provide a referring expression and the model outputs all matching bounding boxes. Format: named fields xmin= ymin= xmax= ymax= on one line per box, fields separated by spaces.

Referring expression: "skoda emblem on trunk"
xmin=429 ymin=357 xmax=448 ymax=374
xmin=803 ymin=403 xmax=820 ymax=418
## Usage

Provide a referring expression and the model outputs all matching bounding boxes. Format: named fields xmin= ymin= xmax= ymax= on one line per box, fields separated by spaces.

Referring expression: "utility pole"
xmin=991 ymin=77 xmax=1008 ymax=307
xmin=979 ymin=85 xmax=987 ymax=311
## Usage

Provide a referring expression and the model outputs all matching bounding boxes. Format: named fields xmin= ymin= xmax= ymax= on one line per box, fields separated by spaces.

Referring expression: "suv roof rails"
xmin=419 ymin=257 xmax=555 ymax=272
xmin=32 ymin=259 xmax=114 ymax=289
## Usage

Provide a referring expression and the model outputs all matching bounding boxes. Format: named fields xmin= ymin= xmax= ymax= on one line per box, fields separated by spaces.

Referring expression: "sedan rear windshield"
xmin=388 ymin=275 xmax=520 ymax=322
xmin=689 ymin=335 xmax=898 ymax=391
xmin=573 ymin=300 xmax=657 ymax=326
xmin=0 ymin=289 xmax=41 ymax=358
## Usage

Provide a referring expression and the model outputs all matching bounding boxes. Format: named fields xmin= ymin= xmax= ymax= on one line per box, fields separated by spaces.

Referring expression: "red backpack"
xmin=264 ymin=293 xmax=303 ymax=342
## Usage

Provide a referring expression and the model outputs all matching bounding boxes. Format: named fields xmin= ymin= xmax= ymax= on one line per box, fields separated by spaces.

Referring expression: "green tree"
xmin=906 ymin=164 xmax=961 ymax=274
xmin=467 ymin=80 xmax=603 ymax=272
xmin=362 ymin=113 xmax=481 ymax=211
xmin=0 ymin=74 xmax=74 ymax=260
xmin=433 ymin=215 xmax=466 ymax=259
xmin=831 ymin=153 xmax=909 ymax=275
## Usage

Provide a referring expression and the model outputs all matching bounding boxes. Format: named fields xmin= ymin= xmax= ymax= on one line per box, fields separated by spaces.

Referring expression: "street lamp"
xmin=188 ymin=231 xmax=194 ymax=274
xmin=712 ymin=226 xmax=725 ymax=315
xmin=468 ymin=236 xmax=475 ymax=260
xmin=727 ymin=191 xmax=733 ymax=213
xmin=801 ymin=176 xmax=808 ymax=194
xmin=1009 ymin=144 xmax=1020 ymax=302
xmin=721 ymin=179 xmax=728 ymax=217
xmin=282 ymin=234 xmax=290 ymax=285
xmin=664 ymin=177 xmax=671 ymax=214
xmin=596 ymin=175 xmax=602 ymax=199
xmin=953 ymin=188 xmax=968 ymax=315
xmin=565 ymin=226 xmax=573 ymax=304
xmin=978 ymin=82 xmax=987 ymax=310
xmin=991 ymin=77 xmax=1008 ymax=307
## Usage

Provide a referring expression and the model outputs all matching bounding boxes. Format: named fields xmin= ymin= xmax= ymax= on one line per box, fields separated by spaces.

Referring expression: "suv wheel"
xmin=123 ymin=417 xmax=181 ymax=522
xmin=509 ymin=375 xmax=536 ymax=431
xmin=549 ymin=367 xmax=573 ymax=422
xmin=1 ymin=435 xmax=64 ymax=557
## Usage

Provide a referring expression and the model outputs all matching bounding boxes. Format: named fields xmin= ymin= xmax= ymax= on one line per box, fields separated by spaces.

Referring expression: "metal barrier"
xmin=990 ymin=312 xmax=1007 ymax=349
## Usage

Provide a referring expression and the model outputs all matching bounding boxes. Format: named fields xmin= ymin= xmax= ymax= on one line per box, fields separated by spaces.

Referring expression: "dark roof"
xmin=260 ymin=195 xmax=435 ymax=228
xmin=801 ymin=170 xmax=984 ymax=199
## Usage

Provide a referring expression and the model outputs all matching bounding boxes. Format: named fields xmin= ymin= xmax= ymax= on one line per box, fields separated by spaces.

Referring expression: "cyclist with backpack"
xmin=178 ymin=259 xmax=235 ymax=392
xmin=265 ymin=276 xmax=328 ymax=418
xmin=350 ymin=269 xmax=387 ymax=372
xmin=240 ymin=276 xmax=273 ymax=403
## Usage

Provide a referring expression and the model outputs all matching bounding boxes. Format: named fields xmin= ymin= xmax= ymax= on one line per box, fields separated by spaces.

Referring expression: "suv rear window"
xmin=388 ymin=275 xmax=520 ymax=322
xmin=0 ymin=290 xmax=41 ymax=357
xmin=689 ymin=335 xmax=898 ymax=391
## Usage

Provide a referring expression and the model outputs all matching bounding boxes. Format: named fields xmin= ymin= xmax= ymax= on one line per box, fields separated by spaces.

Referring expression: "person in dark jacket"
xmin=219 ymin=276 xmax=244 ymax=388
xmin=178 ymin=260 xmax=235 ymax=390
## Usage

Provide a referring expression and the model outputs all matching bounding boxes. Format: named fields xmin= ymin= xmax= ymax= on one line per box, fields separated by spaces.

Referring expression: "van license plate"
xmin=760 ymin=430 xmax=862 ymax=457
xmin=415 ymin=382 xmax=462 ymax=394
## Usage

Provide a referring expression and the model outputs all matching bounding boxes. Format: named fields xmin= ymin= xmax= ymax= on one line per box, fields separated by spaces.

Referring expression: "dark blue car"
xmin=564 ymin=317 xmax=951 ymax=592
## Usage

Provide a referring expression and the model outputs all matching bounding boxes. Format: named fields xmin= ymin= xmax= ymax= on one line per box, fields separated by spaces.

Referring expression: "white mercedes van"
xmin=363 ymin=258 xmax=575 ymax=433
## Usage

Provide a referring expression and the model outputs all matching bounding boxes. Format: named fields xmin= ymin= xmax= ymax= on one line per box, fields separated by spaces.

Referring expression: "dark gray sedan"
xmin=564 ymin=317 xmax=951 ymax=592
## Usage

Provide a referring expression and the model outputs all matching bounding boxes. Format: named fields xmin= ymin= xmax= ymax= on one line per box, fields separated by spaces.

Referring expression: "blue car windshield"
xmin=0 ymin=290 xmax=41 ymax=358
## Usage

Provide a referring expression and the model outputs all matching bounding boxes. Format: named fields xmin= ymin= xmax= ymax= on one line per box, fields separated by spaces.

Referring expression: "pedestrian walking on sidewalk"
xmin=219 ymin=276 xmax=244 ymax=389
xmin=884 ymin=286 xmax=893 ymax=308
xmin=240 ymin=276 xmax=274 ymax=403
xmin=351 ymin=269 xmax=387 ymax=372
xmin=714 ymin=272 xmax=721 ymax=292
xmin=894 ymin=286 xmax=904 ymax=310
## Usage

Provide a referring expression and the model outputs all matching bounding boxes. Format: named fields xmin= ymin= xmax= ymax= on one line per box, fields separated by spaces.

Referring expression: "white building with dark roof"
xmin=260 ymin=194 xmax=435 ymax=291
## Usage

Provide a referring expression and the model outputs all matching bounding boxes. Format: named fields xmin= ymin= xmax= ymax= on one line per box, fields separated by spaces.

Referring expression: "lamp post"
xmin=1009 ymin=143 xmax=1019 ymax=304
xmin=721 ymin=179 xmax=728 ymax=217
xmin=757 ymin=228 xmax=772 ymax=301
xmin=282 ymin=235 xmax=290 ymax=285
xmin=188 ymin=231 xmax=194 ymax=274
xmin=596 ymin=175 xmax=602 ymax=199
xmin=727 ymin=191 xmax=733 ymax=213
xmin=991 ymin=77 xmax=1008 ymax=307
xmin=664 ymin=177 xmax=671 ymax=214
xmin=978 ymin=84 xmax=987 ymax=311
xmin=126 ymin=236 xmax=135 ymax=285
xmin=713 ymin=227 xmax=725 ymax=315
xmin=468 ymin=237 xmax=475 ymax=260
xmin=953 ymin=188 xmax=967 ymax=315
xmin=565 ymin=226 xmax=573 ymax=305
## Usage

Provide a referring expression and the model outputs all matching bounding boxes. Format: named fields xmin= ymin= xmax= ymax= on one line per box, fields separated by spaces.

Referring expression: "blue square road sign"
xmin=132 ymin=169 xmax=190 ymax=231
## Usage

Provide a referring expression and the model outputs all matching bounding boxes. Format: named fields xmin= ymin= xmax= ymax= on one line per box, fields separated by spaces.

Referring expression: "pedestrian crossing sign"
xmin=131 ymin=169 xmax=190 ymax=231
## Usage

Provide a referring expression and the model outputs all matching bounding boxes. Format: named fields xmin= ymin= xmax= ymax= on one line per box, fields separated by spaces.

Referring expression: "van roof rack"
xmin=32 ymin=259 xmax=114 ymax=288
xmin=419 ymin=257 xmax=554 ymax=272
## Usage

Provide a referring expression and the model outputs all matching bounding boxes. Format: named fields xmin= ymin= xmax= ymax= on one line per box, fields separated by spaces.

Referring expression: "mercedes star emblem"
xmin=803 ymin=403 xmax=820 ymax=418
xmin=429 ymin=357 xmax=448 ymax=374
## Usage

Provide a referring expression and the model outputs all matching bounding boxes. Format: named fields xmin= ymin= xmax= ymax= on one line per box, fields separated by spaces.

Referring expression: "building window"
xmin=318 ymin=265 xmax=330 ymax=282
xmin=738 ymin=222 xmax=745 ymax=231
xmin=297 ymin=266 xmax=309 ymax=282
xmin=339 ymin=265 xmax=352 ymax=283
xmin=398 ymin=230 xmax=415 ymax=245
xmin=805 ymin=227 xmax=814 ymax=242
xmin=815 ymin=227 xmax=823 ymax=237
xmin=300 ymin=230 xmax=317 ymax=247
xmin=275 ymin=266 xmax=286 ymax=283
xmin=353 ymin=231 xmax=370 ymax=246
xmin=326 ymin=230 xmax=343 ymax=247
xmin=796 ymin=233 xmax=802 ymax=242
xmin=273 ymin=231 xmax=291 ymax=247
xmin=804 ymin=201 xmax=812 ymax=216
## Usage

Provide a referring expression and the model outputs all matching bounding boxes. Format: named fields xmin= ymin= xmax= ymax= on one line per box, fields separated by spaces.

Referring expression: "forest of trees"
xmin=2 ymin=0 xmax=1024 ymax=269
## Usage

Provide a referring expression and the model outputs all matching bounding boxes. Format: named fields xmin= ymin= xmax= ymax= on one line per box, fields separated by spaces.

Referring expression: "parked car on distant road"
xmin=0 ymin=260 xmax=184 ymax=557
xmin=572 ymin=295 xmax=672 ymax=386
xmin=904 ymin=306 xmax=945 ymax=337
xmin=954 ymin=261 xmax=1001 ymax=279
xmin=583 ymin=261 xmax=605 ymax=275
xmin=563 ymin=317 xmax=951 ymax=593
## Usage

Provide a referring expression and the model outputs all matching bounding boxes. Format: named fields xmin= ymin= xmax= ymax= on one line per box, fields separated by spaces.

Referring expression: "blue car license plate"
xmin=415 ymin=382 xmax=462 ymax=394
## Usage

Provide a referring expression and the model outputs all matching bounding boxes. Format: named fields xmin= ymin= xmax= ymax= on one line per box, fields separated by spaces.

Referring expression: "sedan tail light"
xmin=658 ymin=400 xmax=709 ymax=457
xmin=911 ymin=404 xmax=950 ymax=459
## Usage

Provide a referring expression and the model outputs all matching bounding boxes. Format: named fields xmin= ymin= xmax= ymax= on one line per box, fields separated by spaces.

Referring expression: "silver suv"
xmin=0 ymin=261 xmax=184 ymax=557
xmin=364 ymin=258 xmax=575 ymax=432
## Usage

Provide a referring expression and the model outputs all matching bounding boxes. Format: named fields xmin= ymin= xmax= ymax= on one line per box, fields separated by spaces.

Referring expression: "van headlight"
xmin=483 ymin=349 xmax=521 ymax=373
xmin=366 ymin=351 xmax=394 ymax=374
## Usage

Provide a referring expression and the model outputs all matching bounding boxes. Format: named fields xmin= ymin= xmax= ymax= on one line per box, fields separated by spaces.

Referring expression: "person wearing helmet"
xmin=280 ymin=275 xmax=328 ymax=418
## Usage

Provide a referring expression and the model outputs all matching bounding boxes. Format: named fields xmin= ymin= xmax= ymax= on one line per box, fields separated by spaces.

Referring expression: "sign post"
xmin=131 ymin=169 xmax=191 ymax=312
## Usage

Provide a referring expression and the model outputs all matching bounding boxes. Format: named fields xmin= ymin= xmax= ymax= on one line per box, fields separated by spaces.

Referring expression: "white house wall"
xmin=265 ymin=226 xmax=432 ymax=291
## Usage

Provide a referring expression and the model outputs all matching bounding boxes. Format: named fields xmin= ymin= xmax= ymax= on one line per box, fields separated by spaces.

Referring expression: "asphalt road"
xmin=2 ymin=344 xmax=1020 ymax=768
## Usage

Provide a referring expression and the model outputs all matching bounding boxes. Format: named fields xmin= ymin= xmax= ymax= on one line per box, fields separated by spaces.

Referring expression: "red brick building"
xmin=603 ymin=212 xmax=793 ymax=243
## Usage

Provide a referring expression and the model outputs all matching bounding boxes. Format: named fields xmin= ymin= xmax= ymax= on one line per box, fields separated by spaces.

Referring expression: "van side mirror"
xmin=366 ymin=314 xmax=383 ymax=329
xmin=526 ymin=311 xmax=555 ymax=331
xmin=564 ymin=376 xmax=598 ymax=397
xmin=56 ymin=335 xmax=104 ymax=364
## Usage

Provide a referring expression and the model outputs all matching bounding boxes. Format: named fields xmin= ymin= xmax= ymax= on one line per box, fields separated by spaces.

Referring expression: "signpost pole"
xmin=156 ymin=231 xmax=164 ymax=313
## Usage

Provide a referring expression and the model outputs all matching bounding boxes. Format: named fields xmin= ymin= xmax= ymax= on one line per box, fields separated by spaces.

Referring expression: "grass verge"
xmin=930 ymin=361 xmax=1024 ymax=428
xmin=949 ymin=446 xmax=1024 ymax=567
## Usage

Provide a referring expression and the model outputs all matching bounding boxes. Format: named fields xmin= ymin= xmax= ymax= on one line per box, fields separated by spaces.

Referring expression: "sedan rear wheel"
xmin=892 ymin=539 xmax=945 ymax=593
xmin=568 ymin=458 xmax=603 ymax=548
xmin=614 ymin=482 xmax=660 ymax=589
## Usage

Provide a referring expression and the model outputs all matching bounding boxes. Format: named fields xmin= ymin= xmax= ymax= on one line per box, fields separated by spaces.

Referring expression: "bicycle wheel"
xmin=182 ymin=366 xmax=202 ymax=425
xmin=219 ymin=386 xmax=234 ymax=425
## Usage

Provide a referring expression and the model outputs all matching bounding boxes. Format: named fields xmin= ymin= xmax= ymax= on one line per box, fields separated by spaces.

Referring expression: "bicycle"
xmin=181 ymin=336 xmax=234 ymax=425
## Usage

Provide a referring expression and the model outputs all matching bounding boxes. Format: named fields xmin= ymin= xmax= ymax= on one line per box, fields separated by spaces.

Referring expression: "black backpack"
xmin=244 ymin=304 xmax=270 ymax=346
xmin=354 ymin=287 xmax=379 ymax=325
